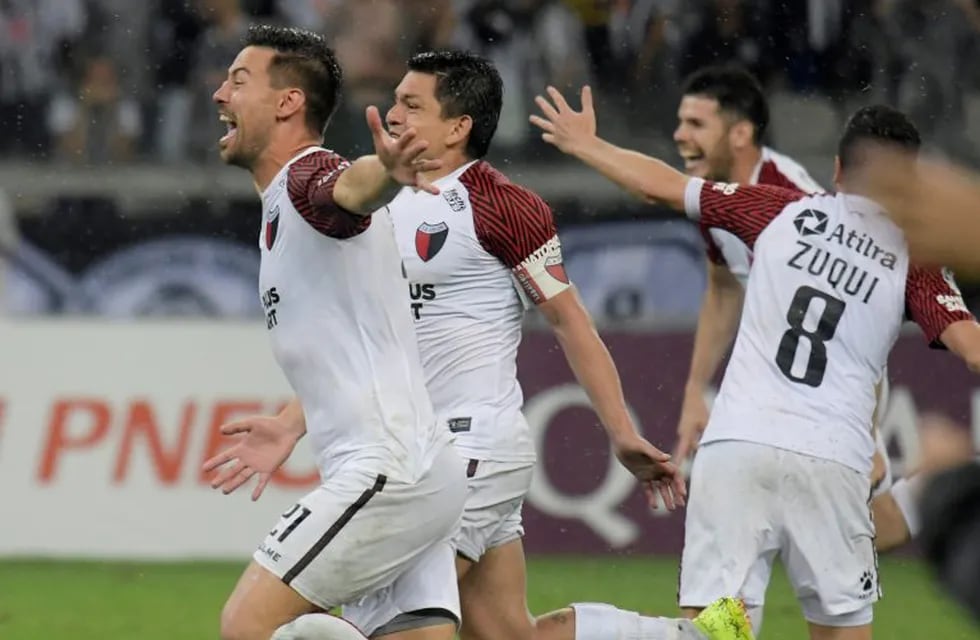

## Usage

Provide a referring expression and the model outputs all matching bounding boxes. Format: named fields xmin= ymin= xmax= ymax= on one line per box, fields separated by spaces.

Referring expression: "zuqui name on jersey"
xmin=787 ymin=222 xmax=897 ymax=304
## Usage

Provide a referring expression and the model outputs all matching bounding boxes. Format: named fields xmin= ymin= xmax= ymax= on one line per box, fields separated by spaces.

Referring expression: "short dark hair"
xmin=837 ymin=105 xmax=921 ymax=171
xmin=406 ymin=50 xmax=502 ymax=159
xmin=243 ymin=24 xmax=343 ymax=137
xmin=681 ymin=65 xmax=769 ymax=145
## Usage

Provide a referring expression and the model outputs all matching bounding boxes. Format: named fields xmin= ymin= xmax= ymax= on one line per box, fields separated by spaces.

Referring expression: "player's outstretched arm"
xmin=331 ymin=106 xmax=444 ymax=214
xmin=938 ymin=320 xmax=980 ymax=373
xmin=675 ymin=261 xmax=744 ymax=463
xmin=529 ymin=86 xmax=689 ymax=211
xmin=539 ymin=287 xmax=686 ymax=510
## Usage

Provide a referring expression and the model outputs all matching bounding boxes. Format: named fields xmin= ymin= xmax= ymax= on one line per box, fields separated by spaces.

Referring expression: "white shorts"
xmin=453 ymin=459 xmax=534 ymax=562
xmin=679 ymin=440 xmax=879 ymax=627
xmin=254 ymin=444 xmax=466 ymax=637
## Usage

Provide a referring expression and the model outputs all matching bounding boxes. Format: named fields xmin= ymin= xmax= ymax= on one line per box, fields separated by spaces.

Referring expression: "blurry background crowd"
xmin=3 ymin=0 xmax=980 ymax=320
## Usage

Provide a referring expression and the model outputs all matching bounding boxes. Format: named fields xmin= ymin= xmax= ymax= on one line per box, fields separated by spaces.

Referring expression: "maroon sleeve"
xmin=286 ymin=150 xmax=371 ymax=239
xmin=466 ymin=169 xmax=558 ymax=269
xmin=905 ymin=265 xmax=975 ymax=347
xmin=699 ymin=226 xmax=727 ymax=265
xmin=687 ymin=179 xmax=806 ymax=250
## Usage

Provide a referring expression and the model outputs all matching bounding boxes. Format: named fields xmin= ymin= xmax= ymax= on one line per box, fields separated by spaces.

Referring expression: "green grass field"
xmin=0 ymin=556 xmax=975 ymax=639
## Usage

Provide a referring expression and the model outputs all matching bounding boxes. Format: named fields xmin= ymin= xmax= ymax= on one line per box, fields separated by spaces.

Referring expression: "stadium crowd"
xmin=3 ymin=0 xmax=980 ymax=165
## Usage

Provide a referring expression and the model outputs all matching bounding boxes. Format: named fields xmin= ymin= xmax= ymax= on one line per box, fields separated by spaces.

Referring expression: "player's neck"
xmin=421 ymin=150 xmax=473 ymax=183
xmin=251 ymin=139 xmax=322 ymax=192
xmin=729 ymin=146 xmax=763 ymax=184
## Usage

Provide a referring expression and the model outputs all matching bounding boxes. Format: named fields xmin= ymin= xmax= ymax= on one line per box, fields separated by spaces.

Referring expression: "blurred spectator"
xmin=456 ymin=0 xmax=590 ymax=149
xmin=325 ymin=0 xmax=416 ymax=156
xmin=884 ymin=0 xmax=980 ymax=162
xmin=677 ymin=0 xmax=774 ymax=88
xmin=0 ymin=0 xmax=88 ymax=158
xmin=47 ymin=54 xmax=143 ymax=164
xmin=149 ymin=0 xmax=206 ymax=163
xmin=189 ymin=0 xmax=249 ymax=162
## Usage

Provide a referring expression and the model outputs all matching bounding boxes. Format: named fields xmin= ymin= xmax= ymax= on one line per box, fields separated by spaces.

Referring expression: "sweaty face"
xmin=673 ymin=95 xmax=735 ymax=181
xmin=212 ymin=46 xmax=279 ymax=169
xmin=385 ymin=71 xmax=459 ymax=160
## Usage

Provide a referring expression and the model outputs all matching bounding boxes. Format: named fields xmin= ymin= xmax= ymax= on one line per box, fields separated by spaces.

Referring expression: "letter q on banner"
xmin=524 ymin=384 xmax=642 ymax=548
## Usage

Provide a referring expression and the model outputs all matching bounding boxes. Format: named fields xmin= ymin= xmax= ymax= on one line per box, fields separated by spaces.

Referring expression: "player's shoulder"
xmin=287 ymin=147 xmax=350 ymax=182
xmin=459 ymin=160 xmax=552 ymax=220
xmin=756 ymin=147 xmax=824 ymax=194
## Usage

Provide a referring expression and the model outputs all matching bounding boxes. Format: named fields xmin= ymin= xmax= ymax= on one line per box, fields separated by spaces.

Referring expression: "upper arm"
xmin=286 ymin=150 xmax=370 ymax=239
xmin=472 ymin=182 xmax=572 ymax=306
xmin=905 ymin=265 xmax=976 ymax=347
xmin=683 ymin=178 xmax=805 ymax=249
xmin=706 ymin=258 xmax=742 ymax=292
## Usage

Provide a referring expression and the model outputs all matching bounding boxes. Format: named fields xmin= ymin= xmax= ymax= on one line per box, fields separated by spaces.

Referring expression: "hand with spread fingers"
xmin=529 ymin=85 xmax=598 ymax=156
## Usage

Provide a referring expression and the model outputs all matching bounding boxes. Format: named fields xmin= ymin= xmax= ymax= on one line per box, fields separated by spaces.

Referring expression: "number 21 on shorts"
xmin=270 ymin=503 xmax=312 ymax=542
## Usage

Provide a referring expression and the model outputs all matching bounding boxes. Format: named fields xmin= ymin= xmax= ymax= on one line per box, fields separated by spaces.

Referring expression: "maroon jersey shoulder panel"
xmin=286 ymin=150 xmax=371 ymax=240
xmin=460 ymin=161 xmax=559 ymax=269
xmin=699 ymin=181 xmax=807 ymax=249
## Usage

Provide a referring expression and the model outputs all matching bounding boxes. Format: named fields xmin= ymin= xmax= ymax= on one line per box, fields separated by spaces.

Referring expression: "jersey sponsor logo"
xmin=262 ymin=286 xmax=281 ymax=329
xmin=793 ymin=209 xmax=828 ymax=236
xmin=827 ymin=224 xmax=896 ymax=269
xmin=448 ymin=417 xmax=472 ymax=433
xmin=442 ymin=188 xmax=466 ymax=212
xmin=415 ymin=221 xmax=449 ymax=262
xmin=408 ymin=282 xmax=436 ymax=319
xmin=937 ymin=267 xmax=969 ymax=312
xmin=711 ymin=182 xmax=738 ymax=196
xmin=265 ymin=205 xmax=280 ymax=250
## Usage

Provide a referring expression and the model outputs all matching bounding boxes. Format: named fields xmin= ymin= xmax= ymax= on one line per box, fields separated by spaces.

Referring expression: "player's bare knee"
xmin=533 ymin=607 xmax=576 ymax=640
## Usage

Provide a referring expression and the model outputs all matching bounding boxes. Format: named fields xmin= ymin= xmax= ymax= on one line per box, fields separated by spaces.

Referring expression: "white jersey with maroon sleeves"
xmin=705 ymin=146 xmax=823 ymax=286
xmin=258 ymin=147 xmax=445 ymax=483
xmin=684 ymin=178 xmax=974 ymax=474
xmin=390 ymin=160 xmax=571 ymax=463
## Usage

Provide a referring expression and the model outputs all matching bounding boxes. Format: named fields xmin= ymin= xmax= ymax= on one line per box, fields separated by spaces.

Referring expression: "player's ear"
xmin=447 ymin=115 xmax=473 ymax=148
xmin=730 ymin=120 xmax=753 ymax=150
xmin=278 ymin=88 xmax=306 ymax=121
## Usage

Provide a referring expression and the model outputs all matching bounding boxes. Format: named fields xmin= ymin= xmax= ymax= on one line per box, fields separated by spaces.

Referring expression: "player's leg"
xmin=449 ymin=459 xmax=537 ymax=640
xmin=535 ymin=601 xmax=748 ymax=640
xmin=457 ymin=538 xmax=535 ymax=640
xmin=221 ymin=560 xmax=320 ymax=640
xmin=678 ymin=441 xmax=777 ymax=637
xmin=777 ymin=451 xmax=877 ymax=640
xmin=873 ymin=473 xmax=923 ymax=552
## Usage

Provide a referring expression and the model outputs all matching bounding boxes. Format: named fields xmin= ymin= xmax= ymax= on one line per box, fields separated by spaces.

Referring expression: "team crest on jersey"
xmin=793 ymin=209 xmax=828 ymax=237
xmin=442 ymin=188 xmax=466 ymax=212
xmin=415 ymin=222 xmax=449 ymax=262
xmin=265 ymin=205 xmax=281 ymax=250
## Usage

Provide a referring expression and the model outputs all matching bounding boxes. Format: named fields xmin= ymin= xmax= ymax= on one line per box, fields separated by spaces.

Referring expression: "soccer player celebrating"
xmin=381 ymin=50 xmax=745 ymax=640
xmin=202 ymin=25 xmax=468 ymax=640
xmin=532 ymin=89 xmax=980 ymax=640
xmin=664 ymin=65 xmax=918 ymax=557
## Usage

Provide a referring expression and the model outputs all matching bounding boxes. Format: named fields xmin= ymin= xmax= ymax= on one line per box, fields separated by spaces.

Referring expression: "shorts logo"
xmin=442 ymin=188 xmax=466 ymax=212
xmin=265 ymin=205 xmax=281 ymax=250
xmin=415 ymin=222 xmax=449 ymax=262
xmin=448 ymin=417 xmax=471 ymax=433
xmin=793 ymin=209 xmax=828 ymax=237
xmin=859 ymin=570 xmax=875 ymax=598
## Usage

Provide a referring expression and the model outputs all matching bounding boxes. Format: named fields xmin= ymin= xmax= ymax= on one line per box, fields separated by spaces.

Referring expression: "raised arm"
xmin=529 ymin=85 xmax=689 ymax=210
